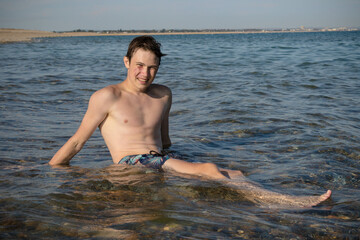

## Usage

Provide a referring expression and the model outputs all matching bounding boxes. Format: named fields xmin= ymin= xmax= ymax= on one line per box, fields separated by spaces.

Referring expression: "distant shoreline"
xmin=1 ymin=28 xmax=358 ymax=44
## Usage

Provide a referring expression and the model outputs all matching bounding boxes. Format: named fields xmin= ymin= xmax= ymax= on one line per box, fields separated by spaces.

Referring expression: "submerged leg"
xmin=163 ymin=159 xmax=331 ymax=208
xmin=217 ymin=168 xmax=331 ymax=208
xmin=222 ymin=175 xmax=331 ymax=208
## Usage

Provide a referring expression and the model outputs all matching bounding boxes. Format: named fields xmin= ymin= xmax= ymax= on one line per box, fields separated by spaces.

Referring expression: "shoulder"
xmin=89 ymin=84 xmax=121 ymax=106
xmin=149 ymin=84 xmax=172 ymax=97
xmin=92 ymin=85 xmax=121 ymax=99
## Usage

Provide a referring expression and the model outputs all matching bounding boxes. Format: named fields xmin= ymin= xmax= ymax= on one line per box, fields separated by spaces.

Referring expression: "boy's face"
xmin=124 ymin=48 xmax=159 ymax=92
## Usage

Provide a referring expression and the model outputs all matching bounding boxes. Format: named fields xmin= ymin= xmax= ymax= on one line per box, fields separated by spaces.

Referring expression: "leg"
xmin=163 ymin=158 xmax=245 ymax=179
xmin=163 ymin=158 xmax=227 ymax=179
xmin=163 ymin=158 xmax=331 ymax=208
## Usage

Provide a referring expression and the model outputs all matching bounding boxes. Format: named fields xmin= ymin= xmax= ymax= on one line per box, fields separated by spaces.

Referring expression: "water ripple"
xmin=1 ymin=31 xmax=360 ymax=239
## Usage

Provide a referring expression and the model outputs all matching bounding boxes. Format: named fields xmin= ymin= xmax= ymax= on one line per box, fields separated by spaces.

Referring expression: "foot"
xmin=301 ymin=189 xmax=332 ymax=207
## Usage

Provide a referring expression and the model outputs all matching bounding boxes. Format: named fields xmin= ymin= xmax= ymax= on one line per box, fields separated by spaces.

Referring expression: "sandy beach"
xmin=0 ymin=28 xmax=244 ymax=44
xmin=0 ymin=29 xmax=119 ymax=43
xmin=1 ymin=28 xmax=354 ymax=44
xmin=2 ymin=28 xmax=299 ymax=44
xmin=0 ymin=29 xmax=57 ymax=43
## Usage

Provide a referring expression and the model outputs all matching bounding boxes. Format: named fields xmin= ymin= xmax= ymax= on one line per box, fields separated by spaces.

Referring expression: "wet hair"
xmin=126 ymin=35 xmax=166 ymax=65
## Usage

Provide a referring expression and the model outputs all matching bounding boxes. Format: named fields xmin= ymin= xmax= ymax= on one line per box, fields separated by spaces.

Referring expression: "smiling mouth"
xmin=137 ymin=78 xmax=148 ymax=85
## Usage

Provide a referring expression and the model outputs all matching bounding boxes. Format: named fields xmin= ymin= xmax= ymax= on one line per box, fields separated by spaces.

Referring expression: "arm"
xmin=161 ymin=88 xmax=172 ymax=149
xmin=49 ymin=87 xmax=116 ymax=165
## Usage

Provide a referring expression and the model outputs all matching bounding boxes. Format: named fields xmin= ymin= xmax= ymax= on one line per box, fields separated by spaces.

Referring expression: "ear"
xmin=124 ymin=56 xmax=130 ymax=69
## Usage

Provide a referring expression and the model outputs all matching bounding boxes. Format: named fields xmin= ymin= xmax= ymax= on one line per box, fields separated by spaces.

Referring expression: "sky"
xmin=0 ymin=0 xmax=359 ymax=31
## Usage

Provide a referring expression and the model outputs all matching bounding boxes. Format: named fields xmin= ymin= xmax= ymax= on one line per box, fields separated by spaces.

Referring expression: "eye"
xmin=150 ymin=66 xmax=158 ymax=71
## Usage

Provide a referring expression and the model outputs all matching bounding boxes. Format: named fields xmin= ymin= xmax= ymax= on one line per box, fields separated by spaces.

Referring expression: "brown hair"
xmin=126 ymin=36 xmax=166 ymax=65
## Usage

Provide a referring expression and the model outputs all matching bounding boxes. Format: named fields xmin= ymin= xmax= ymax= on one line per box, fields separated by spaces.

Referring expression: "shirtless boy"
xmin=50 ymin=36 xmax=331 ymax=208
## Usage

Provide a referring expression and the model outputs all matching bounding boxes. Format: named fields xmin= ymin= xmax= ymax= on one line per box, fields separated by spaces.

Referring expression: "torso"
xmin=99 ymin=83 xmax=171 ymax=163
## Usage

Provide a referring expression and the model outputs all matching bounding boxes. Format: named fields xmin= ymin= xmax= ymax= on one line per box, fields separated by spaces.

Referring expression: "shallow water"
xmin=1 ymin=32 xmax=360 ymax=239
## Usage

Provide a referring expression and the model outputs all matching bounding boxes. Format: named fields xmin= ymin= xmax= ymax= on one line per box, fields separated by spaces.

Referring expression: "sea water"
xmin=1 ymin=31 xmax=359 ymax=239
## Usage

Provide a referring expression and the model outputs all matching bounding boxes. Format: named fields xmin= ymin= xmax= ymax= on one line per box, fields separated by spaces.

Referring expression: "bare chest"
xmin=109 ymin=95 xmax=166 ymax=128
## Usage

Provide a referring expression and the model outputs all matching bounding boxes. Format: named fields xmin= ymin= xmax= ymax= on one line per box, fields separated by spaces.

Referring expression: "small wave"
xmin=220 ymin=109 xmax=248 ymax=115
xmin=333 ymin=57 xmax=349 ymax=62
xmin=80 ymin=88 xmax=95 ymax=92
xmin=170 ymin=109 xmax=191 ymax=117
xmin=223 ymin=127 xmax=280 ymax=138
xmin=7 ymin=91 xmax=28 ymax=96
xmin=252 ymin=91 xmax=268 ymax=96
xmin=246 ymin=71 xmax=269 ymax=76
xmin=58 ymin=90 xmax=73 ymax=94
xmin=305 ymin=112 xmax=335 ymax=120
xmin=0 ymin=84 xmax=24 ymax=91
xmin=271 ymin=46 xmax=299 ymax=50
xmin=297 ymin=61 xmax=318 ymax=67
xmin=318 ymin=147 xmax=360 ymax=160
xmin=305 ymin=95 xmax=335 ymax=100
xmin=209 ymin=118 xmax=242 ymax=125
xmin=301 ymin=84 xmax=319 ymax=89
xmin=292 ymin=120 xmax=324 ymax=128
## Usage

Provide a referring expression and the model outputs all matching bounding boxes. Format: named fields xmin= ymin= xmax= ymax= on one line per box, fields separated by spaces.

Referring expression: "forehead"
xmin=131 ymin=48 xmax=159 ymax=65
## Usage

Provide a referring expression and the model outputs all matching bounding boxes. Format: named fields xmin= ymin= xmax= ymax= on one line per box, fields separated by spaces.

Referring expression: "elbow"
xmin=73 ymin=140 xmax=85 ymax=152
xmin=163 ymin=140 xmax=172 ymax=149
xmin=69 ymin=137 xmax=86 ymax=152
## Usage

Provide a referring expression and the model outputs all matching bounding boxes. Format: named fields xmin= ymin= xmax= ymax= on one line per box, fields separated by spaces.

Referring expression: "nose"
xmin=140 ymin=66 xmax=150 ymax=78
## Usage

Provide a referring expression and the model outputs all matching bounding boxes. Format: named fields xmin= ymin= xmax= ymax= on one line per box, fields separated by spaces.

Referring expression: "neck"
xmin=121 ymin=78 xmax=149 ymax=94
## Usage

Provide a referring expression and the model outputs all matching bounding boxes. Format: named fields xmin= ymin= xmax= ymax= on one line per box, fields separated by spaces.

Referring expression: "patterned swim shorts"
xmin=118 ymin=151 xmax=170 ymax=170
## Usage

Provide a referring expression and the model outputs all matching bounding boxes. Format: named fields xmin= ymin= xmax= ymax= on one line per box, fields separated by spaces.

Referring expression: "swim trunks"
xmin=118 ymin=151 xmax=170 ymax=170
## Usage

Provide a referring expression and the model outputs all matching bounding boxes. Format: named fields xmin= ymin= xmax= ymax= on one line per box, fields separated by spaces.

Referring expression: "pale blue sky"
xmin=0 ymin=0 xmax=359 ymax=31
